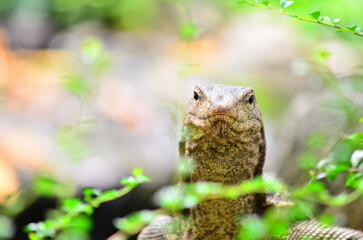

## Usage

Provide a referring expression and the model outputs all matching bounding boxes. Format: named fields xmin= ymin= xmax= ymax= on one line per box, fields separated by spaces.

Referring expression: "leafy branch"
xmin=237 ymin=0 xmax=363 ymax=38
xmin=25 ymin=169 xmax=150 ymax=240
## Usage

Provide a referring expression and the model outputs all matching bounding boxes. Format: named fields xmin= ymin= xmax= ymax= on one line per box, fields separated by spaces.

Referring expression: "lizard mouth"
xmin=184 ymin=113 xmax=244 ymax=132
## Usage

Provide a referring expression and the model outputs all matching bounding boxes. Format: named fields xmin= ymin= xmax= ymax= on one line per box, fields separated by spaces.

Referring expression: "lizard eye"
xmin=248 ymin=95 xmax=255 ymax=104
xmin=193 ymin=91 xmax=200 ymax=101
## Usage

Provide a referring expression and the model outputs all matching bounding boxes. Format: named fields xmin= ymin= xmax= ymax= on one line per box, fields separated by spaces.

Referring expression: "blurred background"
xmin=0 ymin=0 xmax=363 ymax=239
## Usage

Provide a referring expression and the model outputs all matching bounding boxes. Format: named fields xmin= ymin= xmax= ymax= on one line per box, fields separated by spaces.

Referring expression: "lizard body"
xmin=138 ymin=84 xmax=363 ymax=240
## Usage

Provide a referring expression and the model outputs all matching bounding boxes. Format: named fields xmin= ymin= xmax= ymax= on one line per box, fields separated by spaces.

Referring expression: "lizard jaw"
xmin=184 ymin=113 xmax=245 ymax=133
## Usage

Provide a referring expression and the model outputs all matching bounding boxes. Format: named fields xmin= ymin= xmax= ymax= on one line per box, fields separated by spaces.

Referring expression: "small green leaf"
xmin=308 ymin=11 xmax=320 ymax=20
xmin=62 ymin=75 xmax=91 ymax=98
xmin=180 ymin=23 xmax=197 ymax=41
xmin=260 ymin=1 xmax=270 ymax=6
xmin=348 ymin=134 xmax=363 ymax=148
xmin=307 ymin=133 xmax=327 ymax=149
xmin=237 ymin=0 xmax=246 ymax=4
xmin=81 ymin=37 xmax=103 ymax=64
xmin=121 ymin=176 xmax=138 ymax=187
xmin=318 ymin=214 xmax=334 ymax=226
xmin=61 ymin=198 xmax=86 ymax=214
xmin=360 ymin=118 xmax=363 ymax=123
xmin=114 ymin=210 xmax=155 ymax=235
xmin=346 ymin=173 xmax=363 ymax=189
xmin=347 ymin=25 xmax=358 ymax=31
xmin=83 ymin=188 xmax=102 ymax=203
xmin=63 ymin=215 xmax=93 ymax=231
xmin=56 ymin=127 xmax=89 ymax=162
xmin=313 ymin=49 xmax=331 ymax=62
xmin=279 ymin=0 xmax=294 ymax=9
xmin=133 ymin=168 xmax=143 ymax=177
xmin=239 ymin=217 xmax=267 ymax=240
xmin=299 ymin=153 xmax=317 ymax=170
xmin=28 ymin=233 xmax=41 ymax=240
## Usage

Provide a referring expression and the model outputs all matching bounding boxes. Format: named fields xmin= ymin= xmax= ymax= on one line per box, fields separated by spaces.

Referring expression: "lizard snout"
xmin=210 ymin=105 xmax=234 ymax=117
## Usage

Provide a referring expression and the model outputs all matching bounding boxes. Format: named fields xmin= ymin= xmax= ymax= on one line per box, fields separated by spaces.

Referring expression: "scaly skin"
xmin=138 ymin=84 xmax=363 ymax=240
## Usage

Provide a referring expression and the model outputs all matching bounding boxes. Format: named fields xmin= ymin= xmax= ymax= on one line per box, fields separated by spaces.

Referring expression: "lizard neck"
xmin=186 ymin=128 xmax=263 ymax=185
xmin=183 ymin=122 xmax=265 ymax=240
xmin=185 ymin=196 xmax=257 ymax=240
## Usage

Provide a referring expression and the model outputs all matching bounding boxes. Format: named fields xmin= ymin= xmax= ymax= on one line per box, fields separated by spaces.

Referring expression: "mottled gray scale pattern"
xmin=138 ymin=216 xmax=173 ymax=240
xmin=285 ymin=221 xmax=363 ymax=240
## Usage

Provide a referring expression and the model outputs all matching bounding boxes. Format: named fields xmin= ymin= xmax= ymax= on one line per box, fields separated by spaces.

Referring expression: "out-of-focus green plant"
xmin=58 ymin=37 xmax=111 ymax=162
xmin=25 ymin=168 xmax=150 ymax=240
xmin=237 ymin=0 xmax=363 ymax=38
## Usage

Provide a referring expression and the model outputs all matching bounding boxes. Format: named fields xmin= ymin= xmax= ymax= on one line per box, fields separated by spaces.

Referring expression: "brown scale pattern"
xmin=137 ymin=84 xmax=363 ymax=240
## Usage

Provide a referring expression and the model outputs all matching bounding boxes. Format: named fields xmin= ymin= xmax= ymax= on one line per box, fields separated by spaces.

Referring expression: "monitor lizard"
xmin=138 ymin=84 xmax=363 ymax=240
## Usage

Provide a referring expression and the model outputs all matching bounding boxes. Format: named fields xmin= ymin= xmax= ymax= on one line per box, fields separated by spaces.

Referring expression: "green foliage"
xmin=63 ymin=37 xmax=110 ymax=100
xmin=31 ymin=175 xmax=72 ymax=198
xmin=114 ymin=210 xmax=156 ymax=235
xmin=237 ymin=0 xmax=363 ymax=38
xmin=180 ymin=23 xmax=198 ymax=41
xmin=25 ymin=169 xmax=150 ymax=239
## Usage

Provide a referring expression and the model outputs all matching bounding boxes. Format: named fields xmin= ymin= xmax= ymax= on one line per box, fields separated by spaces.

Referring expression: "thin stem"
xmin=239 ymin=1 xmax=363 ymax=38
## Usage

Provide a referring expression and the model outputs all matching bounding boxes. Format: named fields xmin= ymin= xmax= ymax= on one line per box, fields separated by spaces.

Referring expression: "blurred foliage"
xmin=25 ymin=168 xmax=150 ymax=239
xmin=238 ymin=0 xmax=363 ymax=38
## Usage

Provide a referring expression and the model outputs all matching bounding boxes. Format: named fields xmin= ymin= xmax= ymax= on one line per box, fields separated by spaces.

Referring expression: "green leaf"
xmin=308 ymin=11 xmax=320 ymax=20
xmin=318 ymin=214 xmax=334 ymax=226
xmin=121 ymin=176 xmax=138 ymax=188
xmin=62 ymin=75 xmax=91 ymax=98
xmin=63 ymin=214 xmax=93 ymax=231
xmin=348 ymin=134 xmax=363 ymax=147
xmin=260 ymin=1 xmax=270 ymax=6
xmin=346 ymin=173 xmax=363 ymax=189
xmin=114 ymin=210 xmax=155 ymax=235
xmin=239 ymin=217 xmax=267 ymax=240
xmin=32 ymin=175 xmax=73 ymax=198
xmin=314 ymin=49 xmax=331 ymax=62
xmin=307 ymin=133 xmax=327 ymax=149
xmin=237 ymin=0 xmax=246 ymax=4
xmin=56 ymin=126 xmax=90 ymax=162
xmin=360 ymin=118 xmax=363 ymax=123
xmin=299 ymin=153 xmax=317 ymax=170
xmin=305 ymin=180 xmax=325 ymax=193
xmin=81 ymin=37 xmax=104 ymax=64
xmin=83 ymin=188 xmax=102 ymax=203
xmin=180 ymin=23 xmax=197 ymax=41
xmin=347 ymin=25 xmax=358 ymax=31
xmin=61 ymin=198 xmax=86 ymax=214
xmin=279 ymin=0 xmax=294 ymax=9
xmin=132 ymin=168 xmax=143 ymax=177
xmin=262 ymin=1 xmax=269 ymax=6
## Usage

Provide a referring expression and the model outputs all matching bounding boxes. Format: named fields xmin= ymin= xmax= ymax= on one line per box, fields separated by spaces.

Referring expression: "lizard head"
xmin=184 ymin=84 xmax=263 ymax=138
